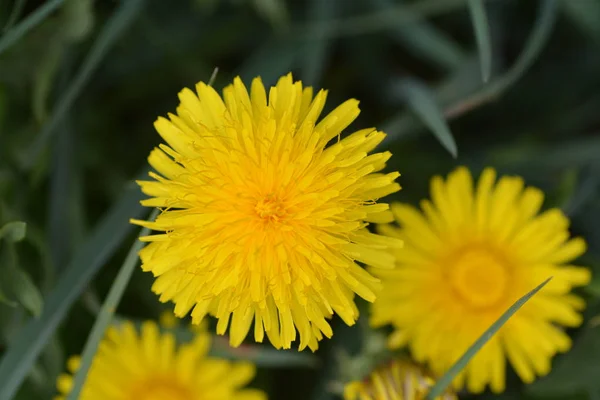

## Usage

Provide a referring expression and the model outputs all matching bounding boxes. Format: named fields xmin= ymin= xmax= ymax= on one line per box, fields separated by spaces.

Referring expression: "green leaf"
xmin=252 ymin=0 xmax=289 ymax=30
xmin=23 ymin=0 xmax=145 ymax=170
xmin=59 ymin=0 xmax=94 ymax=42
xmin=373 ymin=0 xmax=465 ymax=71
xmin=65 ymin=208 xmax=154 ymax=400
xmin=467 ymin=0 xmax=492 ymax=82
xmin=113 ymin=316 xmax=320 ymax=369
xmin=0 ymin=288 xmax=16 ymax=308
xmin=0 ymin=221 xmax=27 ymax=242
xmin=0 ymin=178 xmax=145 ymax=400
xmin=3 ymin=0 xmax=28 ymax=32
xmin=0 ymin=243 xmax=42 ymax=316
xmin=426 ymin=277 xmax=552 ymax=399
xmin=381 ymin=56 xmax=481 ymax=145
xmin=399 ymin=78 xmax=457 ymax=157
xmin=563 ymin=0 xmax=600 ymax=43
xmin=445 ymin=0 xmax=558 ymax=118
xmin=211 ymin=337 xmax=319 ymax=368
xmin=298 ymin=0 xmax=475 ymax=39
xmin=4 ymin=265 xmax=43 ymax=318
xmin=0 ymin=0 xmax=65 ymax=55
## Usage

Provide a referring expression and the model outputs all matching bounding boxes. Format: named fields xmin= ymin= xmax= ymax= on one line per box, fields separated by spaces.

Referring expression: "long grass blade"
xmin=426 ymin=277 xmax=552 ymax=399
xmin=298 ymin=0 xmax=501 ymax=40
xmin=66 ymin=209 xmax=156 ymax=400
xmin=374 ymin=0 xmax=465 ymax=71
xmin=0 ymin=180 xmax=145 ymax=399
xmin=445 ymin=0 xmax=558 ymax=118
xmin=399 ymin=79 xmax=457 ymax=157
xmin=563 ymin=0 xmax=600 ymax=43
xmin=23 ymin=0 xmax=145 ymax=170
xmin=467 ymin=0 xmax=492 ymax=82
xmin=0 ymin=0 xmax=64 ymax=55
xmin=3 ymin=0 xmax=28 ymax=32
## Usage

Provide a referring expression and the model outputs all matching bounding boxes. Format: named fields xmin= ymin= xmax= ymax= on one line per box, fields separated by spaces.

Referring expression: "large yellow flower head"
xmin=371 ymin=166 xmax=591 ymax=393
xmin=54 ymin=320 xmax=265 ymax=400
xmin=343 ymin=359 xmax=457 ymax=400
xmin=132 ymin=73 xmax=402 ymax=351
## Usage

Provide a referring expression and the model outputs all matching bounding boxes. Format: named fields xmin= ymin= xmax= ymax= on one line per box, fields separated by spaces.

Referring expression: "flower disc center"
xmin=255 ymin=193 xmax=288 ymax=223
xmin=449 ymin=247 xmax=508 ymax=309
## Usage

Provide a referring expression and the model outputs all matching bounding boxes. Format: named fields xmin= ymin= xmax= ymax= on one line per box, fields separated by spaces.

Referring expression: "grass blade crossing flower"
xmin=372 ymin=166 xmax=591 ymax=393
xmin=344 ymin=359 xmax=456 ymax=400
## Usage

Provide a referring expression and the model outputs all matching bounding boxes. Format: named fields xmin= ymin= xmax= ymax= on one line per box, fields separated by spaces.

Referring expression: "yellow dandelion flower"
xmin=344 ymin=359 xmax=457 ymax=400
xmin=131 ymin=73 xmax=402 ymax=350
xmin=371 ymin=166 xmax=591 ymax=393
xmin=54 ymin=320 xmax=266 ymax=400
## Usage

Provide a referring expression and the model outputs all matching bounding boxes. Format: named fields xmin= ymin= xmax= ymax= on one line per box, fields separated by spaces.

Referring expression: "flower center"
xmin=449 ymin=247 xmax=508 ymax=309
xmin=128 ymin=376 xmax=194 ymax=400
xmin=254 ymin=193 xmax=288 ymax=223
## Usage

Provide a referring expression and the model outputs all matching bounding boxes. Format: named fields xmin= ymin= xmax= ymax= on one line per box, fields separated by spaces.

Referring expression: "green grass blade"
xmin=0 ymin=0 xmax=64 ymax=55
xmin=563 ymin=0 xmax=600 ymax=43
xmin=467 ymin=0 xmax=492 ymax=82
xmin=0 ymin=221 xmax=26 ymax=242
xmin=112 ymin=317 xmax=320 ymax=368
xmin=66 ymin=209 xmax=156 ymax=400
xmin=400 ymin=79 xmax=457 ymax=157
xmin=0 ymin=180 xmax=145 ymax=400
xmin=445 ymin=0 xmax=558 ymax=118
xmin=298 ymin=0 xmax=489 ymax=39
xmin=2 ymin=244 xmax=44 ymax=317
xmin=23 ymin=0 xmax=145 ymax=170
xmin=374 ymin=0 xmax=465 ymax=71
xmin=426 ymin=277 xmax=552 ymax=399
xmin=3 ymin=0 xmax=28 ymax=32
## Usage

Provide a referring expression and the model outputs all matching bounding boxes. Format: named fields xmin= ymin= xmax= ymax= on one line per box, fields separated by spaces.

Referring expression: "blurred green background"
xmin=1 ymin=0 xmax=600 ymax=399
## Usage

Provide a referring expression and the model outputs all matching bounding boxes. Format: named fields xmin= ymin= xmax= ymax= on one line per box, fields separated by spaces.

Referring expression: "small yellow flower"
xmin=372 ymin=166 xmax=591 ymax=393
xmin=132 ymin=73 xmax=402 ymax=350
xmin=344 ymin=359 xmax=457 ymax=400
xmin=54 ymin=320 xmax=266 ymax=400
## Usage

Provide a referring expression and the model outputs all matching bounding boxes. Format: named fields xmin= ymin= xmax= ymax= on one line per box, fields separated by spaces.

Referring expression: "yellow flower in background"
xmin=371 ymin=166 xmax=591 ymax=393
xmin=54 ymin=321 xmax=265 ymax=400
xmin=132 ymin=73 xmax=402 ymax=351
xmin=344 ymin=359 xmax=457 ymax=400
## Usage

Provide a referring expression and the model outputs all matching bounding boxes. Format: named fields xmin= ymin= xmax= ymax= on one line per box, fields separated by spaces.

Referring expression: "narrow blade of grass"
xmin=113 ymin=317 xmax=319 ymax=368
xmin=374 ymin=0 xmax=465 ymax=71
xmin=211 ymin=337 xmax=319 ymax=368
xmin=426 ymin=277 xmax=552 ymax=399
xmin=23 ymin=0 xmax=145 ymax=170
xmin=2 ymin=244 xmax=44 ymax=317
xmin=66 ymin=209 xmax=156 ymax=400
xmin=3 ymin=0 xmax=28 ymax=32
xmin=467 ymin=0 xmax=492 ymax=82
xmin=445 ymin=0 xmax=558 ymax=118
xmin=0 ymin=0 xmax=64 ymax=55
xmin=297 ymin=0 xmax=502 ymax=40
xmin=382 ymin=56 xmax=480 ymax=145
xmin=0 ymin=179 xmax=145 ymax=400
xmin=563 ymin=0 xmax=600 ymax=43
xmin=399 ymin=79 xmax=457 ymax=157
